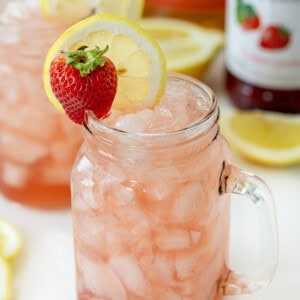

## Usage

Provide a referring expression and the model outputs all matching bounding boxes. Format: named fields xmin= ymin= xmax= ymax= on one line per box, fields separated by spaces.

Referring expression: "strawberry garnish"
xmin=49 ymin=45 xmax=118 ymax=124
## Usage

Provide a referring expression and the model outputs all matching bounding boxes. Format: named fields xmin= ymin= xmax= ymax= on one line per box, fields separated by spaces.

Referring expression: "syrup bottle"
xmin=225 ymin=0 xmax=300 ymax=113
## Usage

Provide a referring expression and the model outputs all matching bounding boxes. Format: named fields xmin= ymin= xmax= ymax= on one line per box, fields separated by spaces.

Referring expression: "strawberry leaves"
xmin=236 ymin=0 xmax=260 ymax=30
xmin=64 ymin=45 xmax=108 ymax=76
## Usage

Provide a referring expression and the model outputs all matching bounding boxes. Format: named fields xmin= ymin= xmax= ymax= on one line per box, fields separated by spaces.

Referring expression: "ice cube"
xmin=111 ymin=183 xmax=135 ymax=205
xmin=110 ymin=255 xmax=148 ymax=296
xmin=76 ymin=156 xmax=93 ymax=174
xmin=190 ymin=231 xmax=202 ymax=244
xmin=1 ymin=161 xmax=28 ymax=187
xmin=155 ymin=230 xmax=190 ymax=251
xmin=114 ymin=109 xmax=154 ymax=133
xmin=174 ymin=249 xmax=201 ymax=280
xmin=156 ymin=288 xmax=182 ymax=300
xmin=148 ymin=253 xmax=174 ymax=284
xmin=78 ymin=256 xmax=127 ymax=300
xmin=19 ymin=106 xmax=58 ymax=142
xmin=171 ymin=182 xmax=204 ymax=224
xmin=148 ymin=104 xmax=176 ymax=133
xmin=0 ymin=132 xmax=48 ymax=164
xmin=145 ymin=165 xmax=181 ymax=201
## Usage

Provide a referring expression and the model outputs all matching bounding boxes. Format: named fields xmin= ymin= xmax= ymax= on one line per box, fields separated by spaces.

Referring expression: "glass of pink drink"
xmin=71 ymin=72 xmax=277 ymax=299
xmin=0 ymin=0 xmax=82 ymax=209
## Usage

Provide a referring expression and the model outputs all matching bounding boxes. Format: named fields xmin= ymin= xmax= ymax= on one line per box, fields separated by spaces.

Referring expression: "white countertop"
xmin=1 ymin=54 xmax=299 ymax=300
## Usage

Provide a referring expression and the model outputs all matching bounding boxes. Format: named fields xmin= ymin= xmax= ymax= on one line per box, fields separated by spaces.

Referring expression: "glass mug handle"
xmin=219 ymin=162 xmax=278 ymax=295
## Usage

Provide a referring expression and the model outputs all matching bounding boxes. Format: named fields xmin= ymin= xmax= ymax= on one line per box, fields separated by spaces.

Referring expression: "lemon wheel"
xmin=44 ymin=14 xmax=167 ymax=112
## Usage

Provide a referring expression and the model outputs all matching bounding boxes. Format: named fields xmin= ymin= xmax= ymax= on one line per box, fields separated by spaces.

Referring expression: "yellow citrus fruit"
xmin=220 ymin=110 xmax=300 ymax=166
xmin=0 ymin=255 xmax=12 ymax=300
xmin=0 ymin=218 xmax=22 ymax=261
xmin=40 ymin=0 xmax=144 ymax=21
xmin=140 ymin=17 xmax=224 ymax=78
xmin=44 ymin=14 xmax=166 ymax=112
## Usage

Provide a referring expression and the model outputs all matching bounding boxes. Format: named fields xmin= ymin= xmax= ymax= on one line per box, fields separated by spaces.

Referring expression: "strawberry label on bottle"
xmin=225 ymin=0 xmax=300 ymax=89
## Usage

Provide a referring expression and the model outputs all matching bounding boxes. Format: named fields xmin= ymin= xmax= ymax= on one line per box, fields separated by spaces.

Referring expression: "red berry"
xmin=49 ymin=47 xmax=118 ymax=124
xmin=242 ymin=15 xmax=260 ymax=30
xmin=260 ymin=25 xmax=290 ymax=49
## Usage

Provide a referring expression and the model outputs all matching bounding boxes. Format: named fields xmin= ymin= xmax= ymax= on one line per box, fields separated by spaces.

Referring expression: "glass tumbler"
xmin=0 ymin=0 xmax=82 ymax=209
xmin=71 ymin=73 xmax=277 ymax=299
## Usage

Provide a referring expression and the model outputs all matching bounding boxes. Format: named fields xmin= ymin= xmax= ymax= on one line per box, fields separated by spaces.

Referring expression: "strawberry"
xmin=236 ymin=0 xmax=260 ymax=30
xmin=260 ymin=25 xmax=290 ymax=49
xmin=49 ymin=45 xmax=118 ymax=124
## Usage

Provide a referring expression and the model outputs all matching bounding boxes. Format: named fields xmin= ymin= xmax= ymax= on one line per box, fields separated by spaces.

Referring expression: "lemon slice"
xmin=40 ymin=0 xmax=144 ymax=21
xmin=44 ymin=14 xmax=166 ymax=112
xmin=0 ymin=256 xmax=12 ymax=300
xmin=0 ymin=219 xmax=22 ymax=261
xmin=220 ymin=110 xmax=300 ymax=166
xmin=140 ymin=17 xmax=224 ymax=78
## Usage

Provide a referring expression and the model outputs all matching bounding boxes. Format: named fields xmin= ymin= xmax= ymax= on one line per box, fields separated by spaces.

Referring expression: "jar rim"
xmin=85 ymin=72 xmax=219 ymax=140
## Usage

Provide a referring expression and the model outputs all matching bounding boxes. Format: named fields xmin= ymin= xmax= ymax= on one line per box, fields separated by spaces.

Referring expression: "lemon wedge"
xmin=44 ymin=14 xmax=166 ymax=112
xmin=220 ymin=110 xmax=300 ymax=166
xmin=40 ymin=0 xmax=144 ymax=21
xmin=140 ymin=17 xmax=224 ymax=78
xmin=0 ymin=256 xmax=12 ymax=300
xmin=0 ymin=219 xmax=22 ymax=261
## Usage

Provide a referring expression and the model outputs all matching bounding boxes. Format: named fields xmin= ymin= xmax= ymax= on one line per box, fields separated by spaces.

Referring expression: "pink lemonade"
xmin=71 ymin=73 xmax=232 ymax=299
xmin=0 ymin=1 xmax=82 ymax=209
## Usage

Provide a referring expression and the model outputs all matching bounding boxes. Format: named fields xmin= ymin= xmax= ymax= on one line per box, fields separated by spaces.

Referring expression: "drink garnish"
xmin=44 ymin=14 xmax=167 ymax=123
xmin=50 ymin=45 xmax=117 ymax=124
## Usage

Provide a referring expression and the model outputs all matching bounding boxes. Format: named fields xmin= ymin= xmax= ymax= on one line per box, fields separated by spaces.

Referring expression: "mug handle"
xmin=219 ymin=162 xmax=278 ymax=295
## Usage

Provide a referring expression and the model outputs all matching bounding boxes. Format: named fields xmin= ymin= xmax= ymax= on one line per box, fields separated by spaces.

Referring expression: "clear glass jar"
xmin=0 ymin=0 xmax=82 ymax=209
xmin=71 ymin=73 xmax=277 ymax=299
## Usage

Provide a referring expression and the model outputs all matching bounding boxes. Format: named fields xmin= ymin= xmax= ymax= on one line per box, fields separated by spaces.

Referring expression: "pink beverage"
xmin=0 ymin=0 xmax=82 ymax=209
xmin=71 ymin=73 xmax=277 ymax=299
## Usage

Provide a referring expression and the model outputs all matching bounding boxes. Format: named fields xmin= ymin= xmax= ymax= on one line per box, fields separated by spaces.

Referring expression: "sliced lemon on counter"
xmin=220 ymin=110 xmax=300 ymax=166
xmin=0 ymin=218 xmax=22 ymax=261
xmin=44 ymin=14 xmax=166 ymax=112
xmin=40 ymin=0 xmax=144 ymax=21
xmin=0 ymin=256 xmax=12 ymax=300
xmin=140 ymin=17 xmax=224 ymax=78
